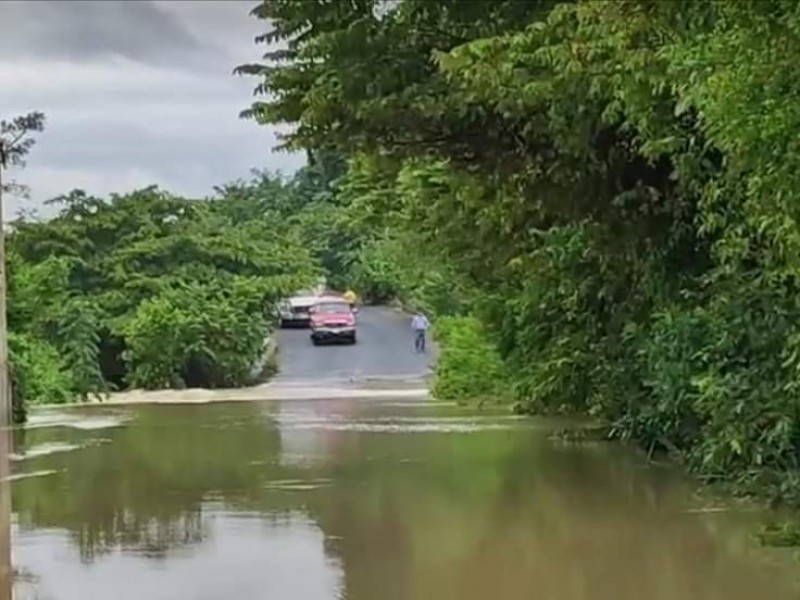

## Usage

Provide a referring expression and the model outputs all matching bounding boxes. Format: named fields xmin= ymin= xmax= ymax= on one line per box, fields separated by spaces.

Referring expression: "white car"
xmin=278 ymin=291 xmax=318 ymax=328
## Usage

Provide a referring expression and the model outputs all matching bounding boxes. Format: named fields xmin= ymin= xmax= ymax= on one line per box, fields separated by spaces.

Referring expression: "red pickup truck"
xmin=309 ymin=295 xmax=357 ymax=345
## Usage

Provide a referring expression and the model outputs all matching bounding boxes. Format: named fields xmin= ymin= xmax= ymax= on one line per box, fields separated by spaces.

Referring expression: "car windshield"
xmin=314 ymin=302 xmax=350 ymax=314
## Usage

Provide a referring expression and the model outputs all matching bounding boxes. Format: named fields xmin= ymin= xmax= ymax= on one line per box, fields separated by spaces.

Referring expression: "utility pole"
xmin=0 ymin=112 xmax=45 ymax=600
xmin=0 ymin=112 xmax=44 ymax=426
xmin=0 ymin=140 xmax=12 ymax=600
xmin=0 ymin=156 xmax=8 ymax=428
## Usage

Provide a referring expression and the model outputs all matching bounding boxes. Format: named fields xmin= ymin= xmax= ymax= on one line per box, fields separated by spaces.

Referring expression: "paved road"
xmin=273 ymin=306 xmax=436 ymax=386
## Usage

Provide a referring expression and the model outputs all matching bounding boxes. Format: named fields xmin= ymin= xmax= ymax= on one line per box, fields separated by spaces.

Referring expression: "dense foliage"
xmin=239 ymin=0 xmax=800 ymax=505
xmin=7 ymin=178 xmax=322 ymax=414
xmin=1 ymin=111 xmax=47 ymax=423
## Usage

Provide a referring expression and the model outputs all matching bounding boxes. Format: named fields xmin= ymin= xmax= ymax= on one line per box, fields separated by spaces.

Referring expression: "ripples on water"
xmin=4 ymin=470 xmax=60 ymax=483
xmin=25 ymin=411 xmax=133 ymax=431
xmin=275 ymin=413 xmax=527 ymax=433
xmin=10 ymin=442 xmax=82 ymax=462
xmin=263 ymin=479 xmax=333 ymax=491
xmin=8 ymin=399 xmax=800 ymax=600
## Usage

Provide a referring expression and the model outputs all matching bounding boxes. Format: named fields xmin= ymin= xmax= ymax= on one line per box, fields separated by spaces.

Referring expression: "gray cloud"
xmin=0 ymin=0 xmax=304 ymax=218
xmin=0 ymin=0 xmax=227 ymax=70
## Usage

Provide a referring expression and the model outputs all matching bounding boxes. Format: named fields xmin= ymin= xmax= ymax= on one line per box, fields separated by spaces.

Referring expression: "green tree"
xmin=7 ymin=178 xmax=320 ymax=410
xmin=237 ymin=0 xmax=800 ymax=510
xmin=0 ymin=112 xmax=46 ymax=423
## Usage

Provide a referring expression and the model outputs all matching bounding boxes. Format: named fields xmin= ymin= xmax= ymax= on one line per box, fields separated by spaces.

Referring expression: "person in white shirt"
xmin=411 ymin=312 xmax=431 ymax=353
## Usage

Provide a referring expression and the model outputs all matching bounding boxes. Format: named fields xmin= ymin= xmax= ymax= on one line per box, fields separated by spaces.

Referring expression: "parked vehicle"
xmin=309 ymin=296 xmax=357 ymax=345
xmin=278 ymin=290 xmax=318 ymax=328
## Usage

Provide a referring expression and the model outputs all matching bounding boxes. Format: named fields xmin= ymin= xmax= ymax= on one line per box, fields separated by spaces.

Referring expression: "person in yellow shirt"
xmin=343 ymin=289 xmax=357 ymax=308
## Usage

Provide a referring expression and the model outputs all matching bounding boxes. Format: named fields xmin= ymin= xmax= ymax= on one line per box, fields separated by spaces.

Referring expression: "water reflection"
xmin=0 ymin=421 xmax=10 ymax=600
xmin=14 ymin=514 xmax=342 ymax=600
xmin=8 ymin=400 xmax=800 ymax=599
xmin=275 ymin=398 xmax=365 ymax=467
xmin=12 ymin=405 xmax=286 ymax=563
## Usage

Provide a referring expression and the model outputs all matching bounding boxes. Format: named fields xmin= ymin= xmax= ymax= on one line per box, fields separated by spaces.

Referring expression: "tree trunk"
xmin=0 ymin=165 xmax=12 ymax=600
xmin=0 ymin=164 xmax=7 ymax=427
xmin=0 ymin=428 xmax=10 ymax=600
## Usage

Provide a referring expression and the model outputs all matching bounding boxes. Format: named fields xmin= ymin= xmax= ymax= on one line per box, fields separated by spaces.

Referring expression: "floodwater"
xmin=6 ymin=399 xmax=800 ymax=599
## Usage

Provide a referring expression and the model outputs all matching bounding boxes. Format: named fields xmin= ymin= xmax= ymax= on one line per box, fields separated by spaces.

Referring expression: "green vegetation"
xmin=431 ymin=316 xmax=509 ymax=403
xmin=4 ymin=175 xmax=334 ymax=416
xmin=236 ymin=0 xmax=800 ymax=509
xmin=10 ymin=0 xmax=800 ymax=524
xmin=1 ymin=111 xmax=47 ymax=424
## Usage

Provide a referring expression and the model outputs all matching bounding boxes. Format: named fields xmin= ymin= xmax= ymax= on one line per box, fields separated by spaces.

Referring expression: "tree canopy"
xmin=7 ymin=175 xmax=325 ymax=414
xmin=238 ymin=0 xmax=800 ymax=506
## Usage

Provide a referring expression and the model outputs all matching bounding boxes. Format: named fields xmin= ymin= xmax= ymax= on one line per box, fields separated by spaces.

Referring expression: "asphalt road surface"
xmin=273 ymin=306 xmax=436 ymax=386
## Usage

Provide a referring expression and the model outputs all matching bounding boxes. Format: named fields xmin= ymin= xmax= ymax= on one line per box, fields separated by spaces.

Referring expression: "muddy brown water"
xmin=7 ymin=399 xmax=800 ymax=599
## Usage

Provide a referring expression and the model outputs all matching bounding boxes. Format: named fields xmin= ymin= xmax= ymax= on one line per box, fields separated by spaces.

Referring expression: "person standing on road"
xmin=344 ymin=289 xmax=357 ymax=309
xmin=411 ymin=311 xmax=431 ymax=353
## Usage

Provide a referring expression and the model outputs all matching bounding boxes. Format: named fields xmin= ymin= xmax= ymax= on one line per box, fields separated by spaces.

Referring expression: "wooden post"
xmin=0 ymin=158 xmax=7 ymax=428
xmin=0 ymin=155 xmax=13 ymax=600
xmin=0 ymin=428 xmax=10 ymax=600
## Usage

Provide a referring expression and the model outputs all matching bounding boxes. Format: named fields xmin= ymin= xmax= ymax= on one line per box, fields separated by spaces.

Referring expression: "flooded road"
xmin=8 ymin=399 xmax=800 ymax=599
xmin=273 ymin=306 xmax=435 ymax=385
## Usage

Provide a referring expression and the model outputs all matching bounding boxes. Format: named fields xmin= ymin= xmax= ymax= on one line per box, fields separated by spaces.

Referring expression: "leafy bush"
xmin=55 ymin=298 xmax=106 ymax=400
xmin=432 ymin=316 xmax=510 ymax=402
xmin=120 ymin=281 xmax=270 ymax=389
xmin=235 ymin=0 xmax=800 ymax=511
xmin=5 ymin=178 xmax=321 ymax=419
xmin=347 ymin=236 xmax=404 ymax=303
xmin=9 ymin=333 xmax=75 ymax=408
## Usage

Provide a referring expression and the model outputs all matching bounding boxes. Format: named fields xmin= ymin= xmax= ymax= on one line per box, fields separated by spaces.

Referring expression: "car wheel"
xmin=311 ymin=338 xmax=320 ymax=346
xmin=350 ymin=335 xmax=357 ymax=345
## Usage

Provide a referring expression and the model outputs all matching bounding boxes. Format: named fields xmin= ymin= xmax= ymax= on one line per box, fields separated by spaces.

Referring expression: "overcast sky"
xmin=0 ymin=0 xmax=304 ymax=218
